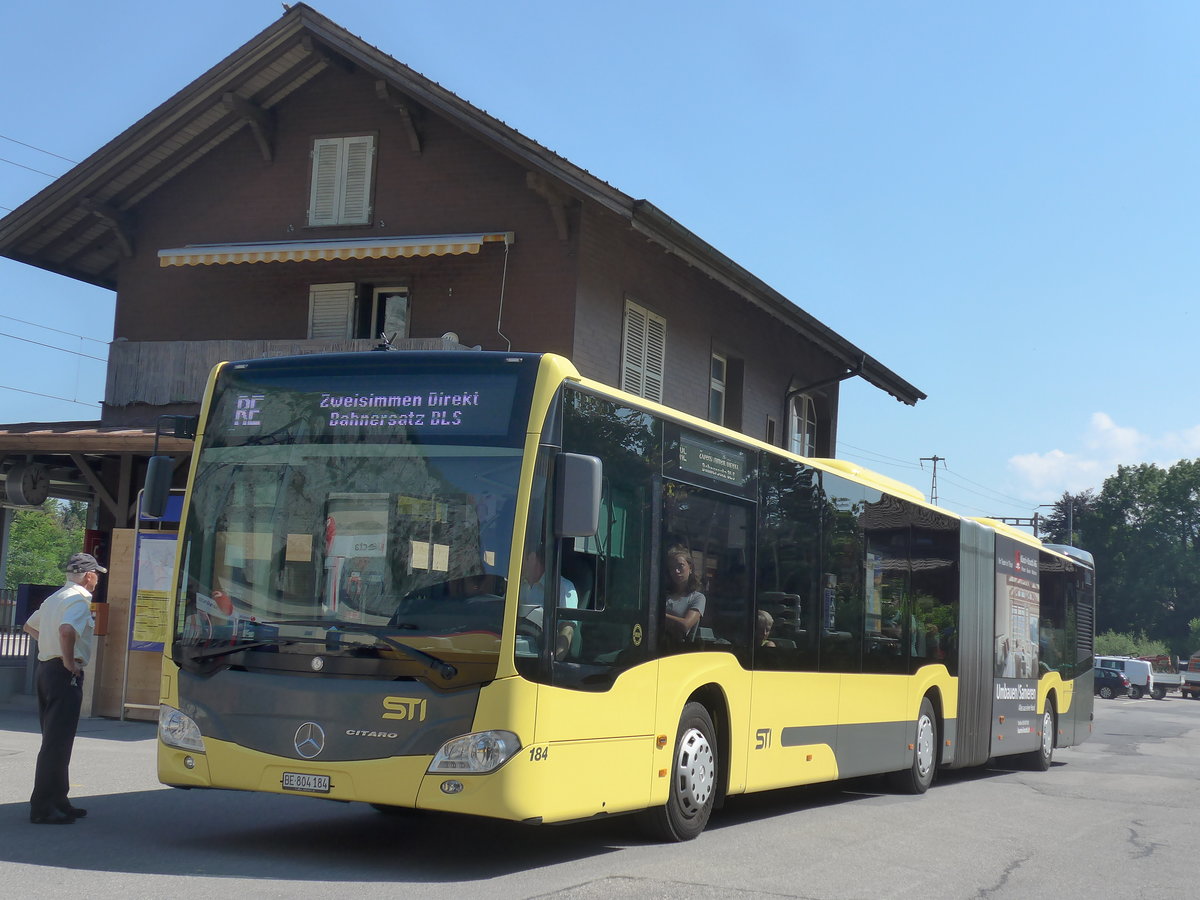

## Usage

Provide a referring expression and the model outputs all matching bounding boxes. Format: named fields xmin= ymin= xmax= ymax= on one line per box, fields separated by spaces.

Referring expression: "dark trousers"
xmin=30 ymin=660 xmax=83 ymax=816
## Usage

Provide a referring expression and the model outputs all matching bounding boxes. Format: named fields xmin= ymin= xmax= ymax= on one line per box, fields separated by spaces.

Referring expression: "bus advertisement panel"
xmin=993 ymin=534 xmax=1041 ymax=755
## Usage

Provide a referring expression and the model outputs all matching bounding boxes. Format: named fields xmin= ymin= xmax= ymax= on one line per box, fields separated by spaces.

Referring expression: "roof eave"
xmin=628 ymin=201 xmax=926 ymax=405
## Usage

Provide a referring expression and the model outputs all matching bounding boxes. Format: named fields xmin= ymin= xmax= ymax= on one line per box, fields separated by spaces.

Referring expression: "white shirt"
xmin=26 ymin=582 xmax=96 ymax=666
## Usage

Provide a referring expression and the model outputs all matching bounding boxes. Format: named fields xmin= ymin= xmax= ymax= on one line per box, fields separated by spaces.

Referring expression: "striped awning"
xmin=158 ymin=232 xmax=513 ymax=267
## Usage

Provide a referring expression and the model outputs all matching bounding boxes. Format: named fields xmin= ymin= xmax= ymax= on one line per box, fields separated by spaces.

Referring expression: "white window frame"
xmin=308 ymin=135 xmax=376 ymax=226
xmin=709 ymin=352 xmax=727 ymax=425
xmin=369 ymin=286 xmax=410 ymax=341
xmin=308 ymin=282 xmax=356 ymax=339
xmin=620 ymin=299 xmax=666 ymax=403
xmin=788 ymin=394 xmax=817 ymax=457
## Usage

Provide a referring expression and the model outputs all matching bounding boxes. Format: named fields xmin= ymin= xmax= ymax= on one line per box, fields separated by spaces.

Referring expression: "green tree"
xmin=1085 ymin=460 xmax=1200 ymax=654
xmin=4 ymin=501 xmax=85 ymax=588
xmin=1036 ymin=490 xmax=1096 ymax=547
xmin=1095 ymin=629 xmax=1170 ymax=657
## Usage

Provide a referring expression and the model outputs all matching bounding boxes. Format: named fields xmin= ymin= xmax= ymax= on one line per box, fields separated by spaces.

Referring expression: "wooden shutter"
xmin=308 ymin=139 xmax=342 ymax=226
xmin=339 ymin=135 xmax=374 ymax=225
xmin=308 ymin=283 xmax=356 ymax=339
xmin=621 ymin=300 xmax=666 ymax=403
xmin=308 ymin=136 xmax=374 ymax=226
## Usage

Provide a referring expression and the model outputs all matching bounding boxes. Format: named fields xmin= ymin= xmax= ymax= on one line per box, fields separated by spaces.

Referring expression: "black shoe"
xmin=58 ymin=805 xmax=87 ymax=818
xmin=30 ymin=811 xmax=75 ymax=825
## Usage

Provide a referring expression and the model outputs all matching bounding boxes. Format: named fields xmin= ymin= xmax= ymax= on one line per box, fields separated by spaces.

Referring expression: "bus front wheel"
xmin=890 ymin=697 xmax=937 ymax=794
xmin=638 ymin=702 xmax=718 ymax=842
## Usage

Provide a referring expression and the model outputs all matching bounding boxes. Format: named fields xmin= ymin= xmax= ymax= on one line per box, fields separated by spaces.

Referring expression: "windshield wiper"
xmin=187 ymin=637 xmax=296 ymax=662
xmin=264 ymin=620 xmax=458 ymax=681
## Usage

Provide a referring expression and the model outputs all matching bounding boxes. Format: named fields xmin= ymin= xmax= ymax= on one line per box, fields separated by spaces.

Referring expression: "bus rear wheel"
xmin=638 ymin=702 xmax=718 ymax=842
xmin=890 ymin=697 xmax=937 ymax=794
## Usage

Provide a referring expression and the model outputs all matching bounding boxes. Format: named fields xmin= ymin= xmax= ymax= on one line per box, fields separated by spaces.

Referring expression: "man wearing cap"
xmin=22 ymin=551 xmax=106 ymax=824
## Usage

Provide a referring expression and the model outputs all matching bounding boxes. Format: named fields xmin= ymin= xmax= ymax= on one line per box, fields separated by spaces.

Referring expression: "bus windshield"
xmin=170 ymin=353 xmax=537 ymax=686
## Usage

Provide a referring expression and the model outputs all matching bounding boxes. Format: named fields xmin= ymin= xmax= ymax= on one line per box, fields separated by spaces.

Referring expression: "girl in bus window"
xmin=664 ymin=548 xmax=706 ymax=643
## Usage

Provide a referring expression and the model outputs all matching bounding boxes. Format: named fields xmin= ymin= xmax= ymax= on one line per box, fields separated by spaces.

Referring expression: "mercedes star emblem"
xmin=294 ymin=721 xmax=326 ymax=759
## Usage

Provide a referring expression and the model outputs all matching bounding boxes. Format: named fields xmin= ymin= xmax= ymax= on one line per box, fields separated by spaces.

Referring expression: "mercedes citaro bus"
xmin=150 ymin=350 xmax=1095 ymax=840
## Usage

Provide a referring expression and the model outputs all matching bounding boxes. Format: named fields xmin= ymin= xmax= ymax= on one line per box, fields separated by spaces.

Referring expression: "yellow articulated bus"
xmin=150 ymin=351 xmax=1095 ymax=841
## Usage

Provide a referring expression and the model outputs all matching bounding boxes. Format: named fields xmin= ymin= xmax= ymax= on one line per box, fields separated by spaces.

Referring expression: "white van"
xmin=1095 ymin=656 xmax=1160 ymax=700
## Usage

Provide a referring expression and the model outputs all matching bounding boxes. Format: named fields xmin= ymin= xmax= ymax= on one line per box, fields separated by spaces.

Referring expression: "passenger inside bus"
xmin=519 ymin=546 xmax=579 ymax=659
xmin=756 ymin=610 xmax=776 ymax=647
xmin=662 ymin=547 xmax=706 ymax=645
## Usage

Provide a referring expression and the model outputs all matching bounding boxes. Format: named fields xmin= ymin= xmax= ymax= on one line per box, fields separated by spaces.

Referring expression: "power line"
xmin=0 ymin=314 xmax=109 ymax=345
xmin=0 ymin=134 xmax=78 ymax=165
xmin=0 ymin=155 xmax=63 ymax=179
xmin=837 ymin=440 xmax=924 ymax=470
xmin=0 ymin=330 xmax=108 ymax=362
xmin=0 ymin=383 xmax=99 ymax=408
xmin=938 ymin=466 xmax=1033 ymax=508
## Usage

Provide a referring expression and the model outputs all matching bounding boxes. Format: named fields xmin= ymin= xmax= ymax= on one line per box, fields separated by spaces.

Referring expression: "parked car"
xmin=1095 ymin=667 xmax=1130 ymax=699
xmin=1095 ymin=656 xmax=1158 ymax=699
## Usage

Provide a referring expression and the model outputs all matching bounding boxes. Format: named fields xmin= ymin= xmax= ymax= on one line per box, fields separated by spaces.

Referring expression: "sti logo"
xmin=232 ymin=394 xmax=265 ymax=427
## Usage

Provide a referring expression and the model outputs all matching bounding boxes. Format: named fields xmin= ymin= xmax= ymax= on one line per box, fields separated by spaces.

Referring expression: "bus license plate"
xmin=282 ymin=772 xmax=330 ymax=793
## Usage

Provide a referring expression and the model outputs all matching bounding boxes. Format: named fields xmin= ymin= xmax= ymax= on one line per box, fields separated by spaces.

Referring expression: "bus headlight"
xmin=428 ymin=730 xmax=520 ymax=774
xmin=159 ymin=704 xmax=206 ymax=752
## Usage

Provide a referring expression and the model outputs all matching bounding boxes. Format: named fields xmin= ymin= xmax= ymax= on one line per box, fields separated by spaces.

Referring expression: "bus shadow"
xmin=710 ymin=764 xmax=1026 ymax=831
xmin=0 ymin=762 xmax=1057 ymax=882
xmin=0 ymin=788 xmax=628 ymax=882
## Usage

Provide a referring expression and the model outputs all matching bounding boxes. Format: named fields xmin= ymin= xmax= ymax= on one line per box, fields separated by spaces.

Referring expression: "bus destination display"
xmin=678 ymin=432 xmax=747 ymax=486
xmin=222 ymin=372 xmax=520 ymax=440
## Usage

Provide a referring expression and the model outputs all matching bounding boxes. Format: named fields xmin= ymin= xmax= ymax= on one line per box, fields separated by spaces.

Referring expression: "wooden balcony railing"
xmin=104 ymin=337 xmax=468 ymax=409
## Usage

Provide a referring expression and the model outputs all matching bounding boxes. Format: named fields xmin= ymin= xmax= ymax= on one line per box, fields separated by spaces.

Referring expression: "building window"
xmin=709 ymin=353 xmax=727 ymax=425
xmin=364 ymin=286 xmax=409 ymax=341
xmin=788 ymin=394 xmax=817 ymax=457
xmin=308 ymin=282 xmax=356 ymax=338
xmin=620 ymin=299 xmax=666 ymax=403
xmin=308 ymin=135 xmax=376 ymax=226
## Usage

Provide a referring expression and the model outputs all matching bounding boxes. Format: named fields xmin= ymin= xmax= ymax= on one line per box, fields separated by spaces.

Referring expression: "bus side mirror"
xmin=555 ymin=453 xmax=601 ymax=538
xmin=143 ymin=455 xmax=174 ymax=519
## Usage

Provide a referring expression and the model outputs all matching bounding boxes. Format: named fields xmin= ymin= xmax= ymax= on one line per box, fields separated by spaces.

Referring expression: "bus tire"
xmin=638 ymin=702 xmax=718 ymax=842
xmin=889 ymin=697 xmax=937 ymax=794
xmin=1022 ymin=703 xmax=1055 ymax=771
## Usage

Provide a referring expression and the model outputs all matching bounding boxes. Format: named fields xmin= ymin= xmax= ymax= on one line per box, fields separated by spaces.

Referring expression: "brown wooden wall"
xmin=112 ymin=64 xmax=578 ymax=357
xmin=573 ymin=203 xmax=845 ymax=447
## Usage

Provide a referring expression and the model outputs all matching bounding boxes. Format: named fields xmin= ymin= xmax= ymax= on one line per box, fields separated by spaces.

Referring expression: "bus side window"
xmin=660 ymin=483 xmax=754 ymax=662
xmin=820 ymin=473 xmax=866 ymax=674
xmin=755 ymin=455 xmax=821 ymax=671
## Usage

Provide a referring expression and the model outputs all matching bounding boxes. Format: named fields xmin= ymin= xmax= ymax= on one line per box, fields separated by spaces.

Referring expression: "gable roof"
xmin=0 ymin=3 xmax=924 ymax=405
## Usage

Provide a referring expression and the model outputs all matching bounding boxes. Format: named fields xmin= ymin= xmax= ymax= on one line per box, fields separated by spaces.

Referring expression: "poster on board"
xmin=130 ymin=532 xmax=177 ymax=652
xmin=992 ymin=534 xmax=1041 ymax=754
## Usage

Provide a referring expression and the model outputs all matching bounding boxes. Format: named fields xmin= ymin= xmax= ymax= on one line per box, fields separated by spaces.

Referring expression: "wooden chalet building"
xmin=0 ymin=3 xmax=923 ymax=558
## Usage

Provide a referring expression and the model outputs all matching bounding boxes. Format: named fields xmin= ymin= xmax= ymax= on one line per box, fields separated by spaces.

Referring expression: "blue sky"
xmin=1 ymin=1 xmax=1197 ymax=523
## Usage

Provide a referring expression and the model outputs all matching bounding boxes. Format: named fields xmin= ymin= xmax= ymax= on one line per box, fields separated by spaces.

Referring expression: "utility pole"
xmin=920 ymin=455 xmax=945 ymax=504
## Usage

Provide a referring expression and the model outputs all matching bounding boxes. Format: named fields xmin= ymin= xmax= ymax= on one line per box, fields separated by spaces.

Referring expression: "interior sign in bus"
xmin=149 ymin=351 xmax=1094 ymax=842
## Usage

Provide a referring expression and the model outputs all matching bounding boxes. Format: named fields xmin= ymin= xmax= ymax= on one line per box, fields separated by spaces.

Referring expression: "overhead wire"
xmin=0 ymin=134 xmax=78 ymax=165
xmin=0 ymin=156 xmax=63 ymax=179
xmin=0 ymin=383 xmax=98 ymax=408
xmin=0 ymin=133 xmax=76 ymax=216
xmin=0 ymin=330 xmax=107 ymax=362
xmin=0 ymin=314 xmax=109 ymax=345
